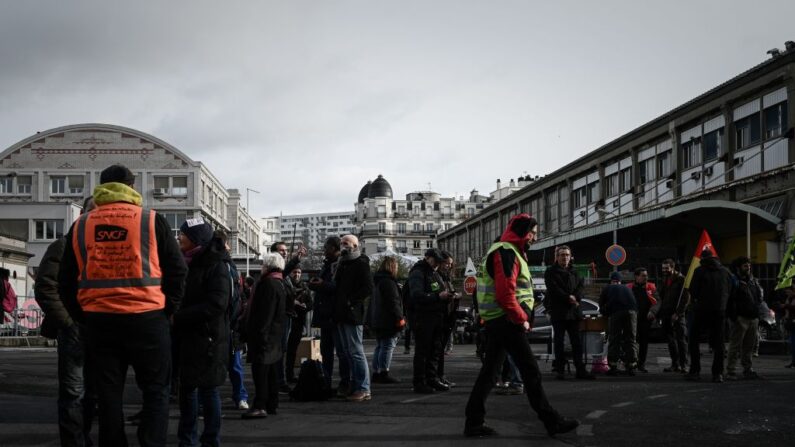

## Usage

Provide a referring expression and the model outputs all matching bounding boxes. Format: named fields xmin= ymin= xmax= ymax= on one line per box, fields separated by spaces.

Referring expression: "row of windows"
xmin=378 ymin=239 xmax=434 ymax=249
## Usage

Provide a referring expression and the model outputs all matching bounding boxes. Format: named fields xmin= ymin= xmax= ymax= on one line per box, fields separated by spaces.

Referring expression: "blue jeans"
xmin=228 ymin=349 xmax=248 ymax=404
xmin=177 ymin=386 xmax=221 ymax=447
xmin=320 ymin=327 xmax=351 ymax=388
xmin=58 ymin=324 xmax=95 ymax=447
xmin=277 ymin=317 xmax=292 ymax=386
xmin=336 ymin=324 xmax=370 ymax=393
xmin=506 ymin=354 xmax=522 ymax=386
xmin=372 ymin=336 xmax=398 ymax=373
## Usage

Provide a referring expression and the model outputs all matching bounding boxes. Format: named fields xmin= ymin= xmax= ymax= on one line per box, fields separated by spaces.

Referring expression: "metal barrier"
xmin=1 ymin=296 xmax=43 ymax=337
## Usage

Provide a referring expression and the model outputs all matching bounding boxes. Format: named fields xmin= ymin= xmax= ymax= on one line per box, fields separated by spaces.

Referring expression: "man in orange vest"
xmin=59 ymin=165 xmax=187 ymax=447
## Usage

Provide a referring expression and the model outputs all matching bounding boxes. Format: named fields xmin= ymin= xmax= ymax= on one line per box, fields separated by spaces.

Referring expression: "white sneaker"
xmin=238 ymin=400 xmax=250 ymax=410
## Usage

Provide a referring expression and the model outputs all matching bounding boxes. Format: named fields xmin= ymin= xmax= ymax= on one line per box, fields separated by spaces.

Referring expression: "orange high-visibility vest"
xmin=72 ymin=202 xmax=165 ymax=313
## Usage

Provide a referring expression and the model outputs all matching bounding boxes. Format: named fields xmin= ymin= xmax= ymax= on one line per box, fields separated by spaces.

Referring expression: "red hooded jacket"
xmin=485 ymin=214 xmax=535 ymax=325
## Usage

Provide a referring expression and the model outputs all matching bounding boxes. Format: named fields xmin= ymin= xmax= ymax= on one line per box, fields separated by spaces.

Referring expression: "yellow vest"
xmin=476 ymin=241 xmax=534 ymax=321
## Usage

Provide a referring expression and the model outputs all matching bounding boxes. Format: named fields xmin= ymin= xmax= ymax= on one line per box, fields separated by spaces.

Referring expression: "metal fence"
xmin=1 ymin=295 xmax=43 ymax=337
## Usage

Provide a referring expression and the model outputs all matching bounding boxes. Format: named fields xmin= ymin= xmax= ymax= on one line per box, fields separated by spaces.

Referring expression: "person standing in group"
xmin=544 ymin=246 xmax=595 ymax=380
xmin=368 ymin=256 xmax=404 ymax=384
xmin=269 ymin=241 xmax=306 ymax=394
xmin=686 ymin=249 xmax=733 ymax=383
xmin=464 ymin=214 xmax=579 ymax=438
xmin=628 ymin=268 xmax=658 ymax=373
xmin=726 ymin=257 xmax=763 ymax=380
xmin=437 ymin=251 xmax=461 ymax=386
xmin=174 ymin=219 xmax=230 ymax=447
xmin=285 ymin=267 xmax=313 ymax=383
xmin=242 ymin=253 xmax=287 ymax=419
xmin=409 ymin=248 xmax=451 ymax=394
xmin=35 ymin=196 xmax=96 ymax=447
xmin=650 ymin=259 xmax=689 ymax=373
xmin=331 ymin=235 xmax=373 ymax=402
xmin=308 ymin=236 xmax=351 ymax=394
xmin=58 ymin=164 xmax=187 ymax=447
xmin=599 ymin=271 xmax=639 ymax=375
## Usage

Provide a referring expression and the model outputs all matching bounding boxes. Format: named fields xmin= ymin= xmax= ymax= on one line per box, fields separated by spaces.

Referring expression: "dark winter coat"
xmin=408 ymin=260 xmax=447 ymax=315
xmin=543 ymin=263 xmax=584 ymax=322
xmin=174 ymin=240 xmax=230 ymax=388
xmin=689 ymin=257 xmax=734 ymax=314
xmin=246 ymin=274 xmax=286 ymax=365
xmin=368 ymin=271 xmax=403 ymax=338
xmin=332 ymin=254 xmax=373 ymax=325
xmin=599 ymin=283 xmax=637 ymax=317
xmin=728 ymin=274 xmax=763 ymax=320
xmin=653 ymin=272 xmax=689 ymax=318
xmin=309 ymin=254 xmax=339 ymax=329
xmin=628 ymin=282 xmax=659 ymax=316
xmin=34 ymin=238 xmax=73 ymax=339
xmin=291 ymin=278 xmax=313 ymax=318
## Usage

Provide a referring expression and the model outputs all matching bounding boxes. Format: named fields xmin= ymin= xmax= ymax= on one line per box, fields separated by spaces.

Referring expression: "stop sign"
xmin=464 ymin=276 xmax=477 ymax=295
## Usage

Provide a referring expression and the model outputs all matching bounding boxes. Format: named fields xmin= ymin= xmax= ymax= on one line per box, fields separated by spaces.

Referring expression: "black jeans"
xmin=661 ymin=315 xmax=688 ymax=368
xmin=57 ymin=324 xmax=96 ymax=447
xmin=250 ymin=363 xmax=279 ymax=412
xmin=636 ymin=316 xmax=652 ymax=367
xmin=437 ymin=315 xmax=455 ymax=379
xmin=465 ymin=316 xmax=558 ymax=427
xmin=85 ymin=310 xmax=171 ymax=447
xmin=551 ymin=320 xmax=585 ymax=372
xmin=412 ymin=311 xmax=445 ymax=385
xmin=689 ymin=312 xmax=725 ymax=376
xmin=285 ymin=312 xmax=307 ymax=381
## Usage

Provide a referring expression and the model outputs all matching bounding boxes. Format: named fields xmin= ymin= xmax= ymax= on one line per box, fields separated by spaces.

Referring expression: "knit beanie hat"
xmin=179 ymin=218 xmax=214 ymax=247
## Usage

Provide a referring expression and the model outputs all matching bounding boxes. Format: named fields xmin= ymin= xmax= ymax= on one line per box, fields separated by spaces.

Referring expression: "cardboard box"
xmin=295 ymin=337 xmax=322 ymax=366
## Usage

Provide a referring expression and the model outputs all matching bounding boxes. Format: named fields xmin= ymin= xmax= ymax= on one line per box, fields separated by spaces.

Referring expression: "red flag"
xmin=684 ymin=230 xmax=717 ymax=289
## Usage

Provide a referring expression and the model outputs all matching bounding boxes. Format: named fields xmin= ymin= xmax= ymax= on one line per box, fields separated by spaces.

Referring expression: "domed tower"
xmin=358 ymin=181 xmax=372 ymax=203
xmin=368 ymin=174 xmax=393 ymax=199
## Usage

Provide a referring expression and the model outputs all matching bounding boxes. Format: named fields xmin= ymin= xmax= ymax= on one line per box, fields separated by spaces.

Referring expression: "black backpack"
xmin=289 ymin=359 xmax=329 ymax=401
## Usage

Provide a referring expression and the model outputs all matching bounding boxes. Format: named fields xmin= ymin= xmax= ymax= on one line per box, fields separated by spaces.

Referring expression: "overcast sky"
xmin=1 ymin=0 xmax=793 ymax=217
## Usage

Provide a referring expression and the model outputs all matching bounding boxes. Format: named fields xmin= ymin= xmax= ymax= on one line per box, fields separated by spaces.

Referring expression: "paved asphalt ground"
xmin=1 ymin=341 xmax=794 ymax=447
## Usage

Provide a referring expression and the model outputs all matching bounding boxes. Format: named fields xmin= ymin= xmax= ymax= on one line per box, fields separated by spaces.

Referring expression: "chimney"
xmin=496 ymin=178 xmax=502 ymax=190
xmin=786 ymin=41 xmax=795 ymax=51
xmin=509 ymin=178 xmax=515 ymax=188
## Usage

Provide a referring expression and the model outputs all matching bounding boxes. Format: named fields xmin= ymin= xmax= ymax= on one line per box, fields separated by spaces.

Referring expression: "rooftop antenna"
xmin=428 ymin=182 xmax=432 ymax=191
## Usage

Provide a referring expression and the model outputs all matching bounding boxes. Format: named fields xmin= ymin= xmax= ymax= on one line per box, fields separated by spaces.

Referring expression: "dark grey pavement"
xmin=1 ymin=341 xmax=794 ymax=446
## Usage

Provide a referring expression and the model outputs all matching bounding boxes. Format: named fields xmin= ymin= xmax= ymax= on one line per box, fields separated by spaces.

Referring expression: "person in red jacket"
xmin=627 ymin=268 xmax=659 ymax=373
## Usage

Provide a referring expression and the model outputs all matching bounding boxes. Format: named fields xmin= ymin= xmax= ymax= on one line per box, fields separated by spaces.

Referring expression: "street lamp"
xmin=597 ymin=206 xmax=620 ymax=272
xmin=245 ymin=187 xmax=260 ymax=278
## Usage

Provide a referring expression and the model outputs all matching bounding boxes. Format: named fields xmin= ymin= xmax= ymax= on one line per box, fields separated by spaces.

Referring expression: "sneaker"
xmin=346 ymin=390 xmax=371 ymax=402
xmin=464 ymin=424 xmax=498 ymax=437
xmin=237 ymin=400 xmax=250 ymax=410
xmin=663 ymin=366 xmax=681 ymax=373
xmin=241 ymin=409 xmax=267 ymax=419
xmin=496 ymin=384 xmax=523 ymax=395
xmin=440 ymin=377 xmax=456 ymax=388
xmin=427 ymin=379 xmax=450 ymax=392
xmin=413 ymin=383 xmax=435 ymax=394
xmin=545 ymin=417 xmax=579 ymax=437
xmin=380 ymin=372 xmax=401 ymax=384
xmin=725 ymin=372 xmax=739 ymax=381
xmin=637 ymin=365 xmax=649 ymax=373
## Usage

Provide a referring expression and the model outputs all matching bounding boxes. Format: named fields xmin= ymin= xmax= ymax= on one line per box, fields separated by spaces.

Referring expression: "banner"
xmin=684 ymin=230 xmax=717 ymax=289
xmin=775 ymin=237 xmax=795 ymax=290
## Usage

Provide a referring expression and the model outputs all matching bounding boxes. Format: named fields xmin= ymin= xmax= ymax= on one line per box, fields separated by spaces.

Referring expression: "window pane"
xmin=173 ymin=177 xmax=187 ymax=188
xmin=50 ymin=177 xmax=65 ymax=194
xmin=17 ymin=176 xmax=32 ymax=193
xmin=703 ymin=129 xmax=722 ymax=161
xmin=154 ymin=177 xmax=169 ymax=189
xmin=765 ymin=102 xmax=787 ymax=139
xmin=0 ymin=178 xmax=12 ymax=193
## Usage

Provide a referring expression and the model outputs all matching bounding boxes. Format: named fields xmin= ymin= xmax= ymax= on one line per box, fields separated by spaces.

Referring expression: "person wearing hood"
xmin=368 ymin=256 xmax=404 ymax=384
xmin=58 ymin=164 xmax=187 ymax=447
xmin=465 ymin=214 xmax=579 ymax=439
xmin=408 ymin=248 xmax=450 ymax=394
xmin=242 ymin=253 xmax=287 ymax=419
xmin=174 ymin=220 xmax=230 ymax=447
xmin=686 ymin=249 xmax=734 ymax=383
xmin=331 ymin=235 xmax=374 ymax=402
xmin=544 ymin=245 xmax=595 ymax=380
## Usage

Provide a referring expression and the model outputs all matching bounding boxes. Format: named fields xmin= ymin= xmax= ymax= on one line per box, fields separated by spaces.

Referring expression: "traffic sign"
xmin=605 ymin=244 xmax=627 ymax=266
xmin=464 ymin=276 xmax=477 ymax=295
xmin=464 ymin=257 xmax=477 ymax=277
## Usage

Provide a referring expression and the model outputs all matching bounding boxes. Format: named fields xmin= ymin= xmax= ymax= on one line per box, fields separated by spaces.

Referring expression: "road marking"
xmin=647 ymin=394 xmax=668 ymax=400
xmin=686 ymin=388 xmax=712 ymax=393
xmin=586 ymin=410 xmax=607 ymax=419
xmin=576 ymin=424 xmax=594 ymax=436
xmin=400 ymin=394 xmax=441 ymax=404
xmin=612 ymin=401 xmax=635 ymax=408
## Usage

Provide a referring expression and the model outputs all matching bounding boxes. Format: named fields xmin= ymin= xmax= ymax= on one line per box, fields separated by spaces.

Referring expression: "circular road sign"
xmin=464 ymin=276 xmax=477 ymax=295
xmin=605 ymin=244 xmax=627 ymax=266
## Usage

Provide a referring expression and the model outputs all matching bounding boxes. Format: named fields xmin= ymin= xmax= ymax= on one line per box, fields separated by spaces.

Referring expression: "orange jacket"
xmin=72 ymin=202 xmax=166 ymax=313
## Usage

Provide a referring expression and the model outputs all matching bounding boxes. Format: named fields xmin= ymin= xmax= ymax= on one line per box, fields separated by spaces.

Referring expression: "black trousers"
xmin=689 ymin=312 xmax=725 ymax=376
xmin=551 ymin=320 xmax=585 ymax=371
xmin=437 ymin=315 xmax=455 ymax=379
xmin=85 ymin=310 xmax=171 ymax=447
xmin=250 ymin=363 xmax=279 ymax=412
xmin=285 ymin=312 xmax=307 ymax=381
xmin=465 ymin=316 xmax=558 ymax=427
xmin=636 ymin=316 xmax=652 ymax=367
xmin=412 ymin=311 xmax=445 ymax=385
xmin=661 ymin=315 xmax=688 ymax=368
